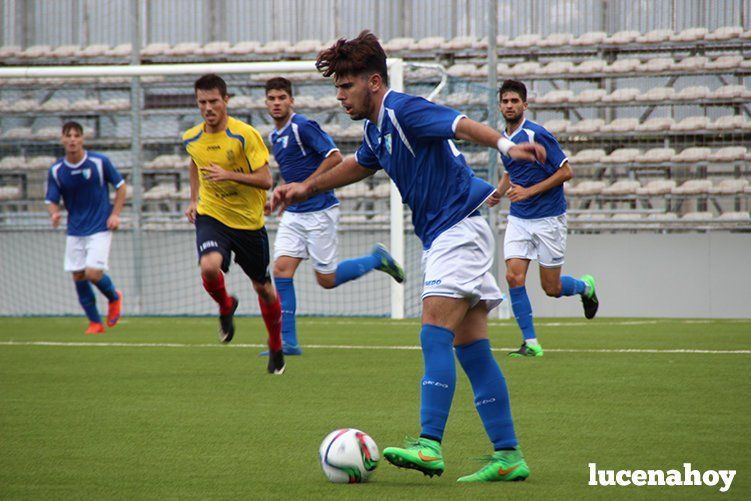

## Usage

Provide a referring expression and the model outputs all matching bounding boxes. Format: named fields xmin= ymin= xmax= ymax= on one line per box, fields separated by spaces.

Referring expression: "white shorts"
xmin=273 ymin=206 xmax=339 ymax=274
xmin=504 ymin=214 xmax=567 ymax=268
xmin=64 ymin=231 xmax=113 ymax=272
xmin=421 ymin=216 xmax=503 ymax=311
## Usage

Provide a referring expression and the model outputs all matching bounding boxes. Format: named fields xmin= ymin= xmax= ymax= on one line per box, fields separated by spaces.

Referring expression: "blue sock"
xmin=509 ymin=286 xmax=536 ymax=341
xmin=455 ymin=339 xmax=518 ymax=450
xmin=274 ymin=277 xmax=298 ymax=346
xmin=559 ymin=275 xmax=586 ymax=297
xmin=75 ymin=280 xmax=101 ymax=323
xmin=419 ymin=324 xmax=456 ymax=442
xmin=93 ymin=274 xmax=119 ymax=302
xmin=333 ymin=253 xmax=380 ymax=287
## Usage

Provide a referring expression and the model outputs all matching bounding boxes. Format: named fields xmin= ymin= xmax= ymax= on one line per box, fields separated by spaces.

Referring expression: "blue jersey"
xmin=501 ymin=119 xmax=568 ymax=219
xmin=355 ymin=90 xmax=495 ymax=249
xmin=270 ymin=113 xmax=339 ymax=213
xmin=45 ymin=151 xmax=125 ymax=237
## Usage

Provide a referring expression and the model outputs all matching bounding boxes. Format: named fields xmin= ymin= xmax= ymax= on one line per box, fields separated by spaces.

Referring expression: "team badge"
xmin=82 ymin=168 xmax=91 ymax=180
xmin=384 ymin=133 xmax=392 ymax=154
xmin=279 ymin=136 xmax=289 ymax=148
xmin=226 ymin=150 xmax=236 ymax=162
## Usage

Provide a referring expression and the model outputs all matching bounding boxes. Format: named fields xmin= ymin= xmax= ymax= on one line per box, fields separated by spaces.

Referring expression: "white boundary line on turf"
xmin=0 ymin=340 xmax=749 ymax=355
xmin=292 ymin=319 xmax=749 ymax=328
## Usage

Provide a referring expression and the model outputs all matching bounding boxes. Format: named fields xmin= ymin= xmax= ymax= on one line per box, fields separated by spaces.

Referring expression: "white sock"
xmin=525 ymin=338 xmax=539 ymax=347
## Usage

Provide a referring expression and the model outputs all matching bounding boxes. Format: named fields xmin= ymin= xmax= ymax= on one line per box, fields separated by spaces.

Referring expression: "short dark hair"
xmin=194 ymin=73 xmax=228 ymax=97
xmin=316 ymin=30 xmax=389 ymax=87
xmin=265 ymin=77 xmax=293 ymax=97
xmin=499 ymin=79 xmax=527 ymax=102
xmin=62 ymin=121 xmax=83 ymax=135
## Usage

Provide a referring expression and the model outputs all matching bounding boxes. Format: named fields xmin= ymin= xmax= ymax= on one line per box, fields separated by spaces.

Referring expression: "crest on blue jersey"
xmin=279 ymin=136 xmax=289 ymax=148
xmin=82 ymin=168 xmax=91 ymax=180
xmin=384 ymin=133 xmax=392 ymax=154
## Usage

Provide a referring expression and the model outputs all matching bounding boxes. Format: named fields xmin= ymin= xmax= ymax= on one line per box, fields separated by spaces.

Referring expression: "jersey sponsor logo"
xmin=199 ymin=240 xmax=220 ymax=252
xmin=384 ymin=133 xmax=392 ymax=154
xmin=424 ymin=279 xmax=442 ymax=286
xmin=207 ymin=145 xmax=221 ymax=150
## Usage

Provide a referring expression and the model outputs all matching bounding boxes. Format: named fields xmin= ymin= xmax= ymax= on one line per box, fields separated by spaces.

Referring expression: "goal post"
xmin=0 ymin=59 xmax=407 ymax=318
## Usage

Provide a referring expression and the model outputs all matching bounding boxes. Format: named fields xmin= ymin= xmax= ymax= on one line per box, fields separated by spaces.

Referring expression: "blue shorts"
xmin=195 ymin=213 xmax=271 ymax=283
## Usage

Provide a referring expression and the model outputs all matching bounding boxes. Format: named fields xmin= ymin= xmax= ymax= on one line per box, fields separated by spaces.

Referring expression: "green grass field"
xmin=1 ymin=316 xmax=749 ymax=500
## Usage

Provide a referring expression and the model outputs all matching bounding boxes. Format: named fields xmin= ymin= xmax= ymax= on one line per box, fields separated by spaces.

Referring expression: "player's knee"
xmin=315 ymin=274 xmax=336 ymax=289
xmin=199 ymin=258 xmax=221 ymax=280
xmin=84 ymin=268 xmax=103 ymax=282
xmin=255 ymin=281 xmax=276 ymax=302
xmin=543 ymin=283 xmax=561 ymax=297
xmin=71 ymin=271 xmax=86 ymax=281
xmin=505 ymin=271 xmax=525 ymax=288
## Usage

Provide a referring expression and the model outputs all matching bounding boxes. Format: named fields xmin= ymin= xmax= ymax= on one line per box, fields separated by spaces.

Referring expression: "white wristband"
xmin=497 ymin=137 xmax=514 ymax=156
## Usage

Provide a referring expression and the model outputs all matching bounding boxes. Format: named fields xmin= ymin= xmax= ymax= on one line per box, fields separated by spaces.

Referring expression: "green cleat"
xmin=457 ymin=448 xmax=530 ymax=483
xmin=372 ymin=243 xmax=405 ymax=283
xmin=383 ymin=437 xmax=444 ymax=477
xmin=580 ymin=274 xmax=599 ymax=319
xmin=508 ymin=342 xmax=543 ymax=357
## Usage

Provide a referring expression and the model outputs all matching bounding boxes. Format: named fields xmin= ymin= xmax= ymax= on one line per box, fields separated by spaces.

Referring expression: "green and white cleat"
xmin=508 ymin=342 xmax=543 ymax=357
xmin=457 ymin=448 xmax=530 ymax=483
xmin=383 ymin=437 xmax=444 ymax=477
xmin=372 ymin=243 xmax=405 ymax=284
xmin=580 ymin=274 xmax=599 ymax=319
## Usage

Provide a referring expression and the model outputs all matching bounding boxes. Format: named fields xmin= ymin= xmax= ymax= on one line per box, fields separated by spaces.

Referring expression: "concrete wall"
xmin=1 ymin=229 xmax=749 ymax=318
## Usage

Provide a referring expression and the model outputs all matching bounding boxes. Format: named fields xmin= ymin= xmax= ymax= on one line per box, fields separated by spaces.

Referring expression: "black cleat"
xmin=580 ymin=275 xmax=599 ymax=320
xmin=219 ymin=296 xmax=239 ymax=343
xmin=267 ymin=348 xmax=286 ymax=375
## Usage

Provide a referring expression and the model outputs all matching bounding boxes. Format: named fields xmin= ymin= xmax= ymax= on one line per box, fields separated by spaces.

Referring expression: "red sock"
xmin=259 ymin=294 xmax=282 ymax=352
xmin=202 ymin=272 xmax=233 ymax=315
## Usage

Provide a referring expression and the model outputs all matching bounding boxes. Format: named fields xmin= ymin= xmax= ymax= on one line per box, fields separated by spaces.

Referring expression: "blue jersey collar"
xmin=375 ymin=89 xmax=393 ymax=131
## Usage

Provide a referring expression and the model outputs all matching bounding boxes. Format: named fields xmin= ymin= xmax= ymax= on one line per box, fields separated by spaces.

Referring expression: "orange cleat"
xmin=107 ymin=290 xmax=123 ymax=327
xmin=85 ymin=322 xmax=106 ymax=335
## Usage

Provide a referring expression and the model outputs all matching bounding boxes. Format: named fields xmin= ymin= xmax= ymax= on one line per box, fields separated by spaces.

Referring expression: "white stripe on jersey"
xmin=291 ymin=122 xmax=306 ymax=156
xmin=90 ymin=156 xmax=105 ymax=186
xmin=386 ymin=108 xmax=415 ymax=157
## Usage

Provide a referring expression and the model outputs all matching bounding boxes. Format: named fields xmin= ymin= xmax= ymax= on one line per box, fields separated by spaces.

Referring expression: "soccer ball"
xmin=319 ymin=428 xmax=380 ymax=483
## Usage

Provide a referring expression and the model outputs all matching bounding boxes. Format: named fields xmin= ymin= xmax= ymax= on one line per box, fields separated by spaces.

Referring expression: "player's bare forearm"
xmin=498 ymin=172 xmax=511 ymax=194
xmin=189 ymin=160 xmax=199 ymax=203
xmin=305 ymin=156 xmax=373 ymax=195
xmin=305 ymin=150 xmax=343 ymax=182
xmin=527 ymin=162 xmax=572 ymax=196
xmin=454 ymin=117 xmax=502 ymax=148
xmin=111 ymin=184 xmax=126 ymax=216
xmin=212 ymin=164 xmax=273 ymax=190
xmin=46 ymin=202 xmax=60 ymax=217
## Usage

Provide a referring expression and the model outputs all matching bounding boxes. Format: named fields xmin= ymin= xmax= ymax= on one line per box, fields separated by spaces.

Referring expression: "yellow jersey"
xmin=182 ymin=116 xmax=269 ymax=230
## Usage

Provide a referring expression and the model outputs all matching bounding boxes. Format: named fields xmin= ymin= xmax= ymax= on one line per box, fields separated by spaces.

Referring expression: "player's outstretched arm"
xmin=454 ymin=117 xmax=547 ymax=164
xmin=107 ymin=183 xmax=127 ymax=230
xmin=271 ymin=155 xmax=373 ymax=213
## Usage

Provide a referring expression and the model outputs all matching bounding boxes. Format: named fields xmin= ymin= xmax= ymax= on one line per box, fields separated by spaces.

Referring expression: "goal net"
xmin=0 ymin=60 xmax=424 ymax=318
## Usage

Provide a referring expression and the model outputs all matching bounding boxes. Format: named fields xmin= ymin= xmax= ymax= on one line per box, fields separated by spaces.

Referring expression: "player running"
xmin=183 ymin=74 xmax=284 ymax=374
xmin=45 ymin=121 xmax=125 ymax=335
xmin=492 ymin=80 xmax=599 ymax=358
xmin=272 ymin=31 xmax=545 ymax=482
xmin=264 ymin=76 xmax=404 ymax=356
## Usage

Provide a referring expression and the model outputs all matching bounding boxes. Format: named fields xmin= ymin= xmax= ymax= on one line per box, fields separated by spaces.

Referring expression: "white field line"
xmin=0 ymin=340 xmax=749 ymax=355
xmin=293 ymin=319 xmax=749 ymax=328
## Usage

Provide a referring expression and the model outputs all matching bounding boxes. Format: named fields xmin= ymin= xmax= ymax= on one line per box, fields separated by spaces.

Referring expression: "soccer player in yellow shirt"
xmin=183 ymin=74 xmax=284 ymax=374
